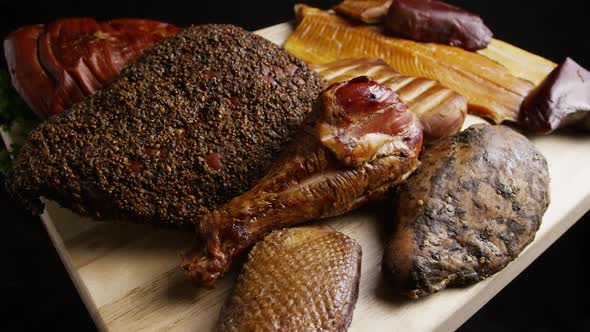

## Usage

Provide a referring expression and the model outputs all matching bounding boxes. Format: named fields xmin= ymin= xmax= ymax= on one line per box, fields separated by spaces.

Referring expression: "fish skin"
xmin=285 ymin=5 xmax=535 ymax=124
xmin=477 ymin=39 xmax=556 ymax=86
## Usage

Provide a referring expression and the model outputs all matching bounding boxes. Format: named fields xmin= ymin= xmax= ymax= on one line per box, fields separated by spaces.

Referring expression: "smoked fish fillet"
xmin=477 ymin=39 xmax=556 ymax=86
xmin=330 ymin=0 xmax=556 ymax=84
xmin=313 ymin=58 xmax=467 ymax=141
xmin=333 ymin=0 xmax=393 ymax=24
xmin=285 ymin=5 xmax=535 ymax=123
xmin=217 ymin=225 xmax=361 ymax=331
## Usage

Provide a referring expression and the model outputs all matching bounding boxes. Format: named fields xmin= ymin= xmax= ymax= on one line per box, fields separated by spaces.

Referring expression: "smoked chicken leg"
xmin=181 ymin=76 xmax=423 ymax=287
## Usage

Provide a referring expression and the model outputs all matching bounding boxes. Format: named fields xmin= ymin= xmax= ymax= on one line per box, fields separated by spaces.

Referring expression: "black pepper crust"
xmin=5 ymin=24 xmax=326 ymax=226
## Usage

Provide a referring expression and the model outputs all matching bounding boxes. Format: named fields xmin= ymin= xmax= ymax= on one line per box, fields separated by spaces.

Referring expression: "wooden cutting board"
xmin=3 ymin=22 xmax=590 ymax=332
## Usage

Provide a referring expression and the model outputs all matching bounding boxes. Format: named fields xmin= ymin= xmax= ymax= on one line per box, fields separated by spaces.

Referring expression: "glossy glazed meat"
xmin=181 ymin=76 xmax=423 ymax=286
xmin=284 ymin=5 xmax=535 ymax=124
xmin=4 ymin=18 xmax=180 ymax=118
xmin=3 ymin=25 xmax=56 ymax=119
xmin=383 ymin=124 xmax=550 ymax=298
xmin=519 ymin=57 xmax=590 ymax=133
xmin=313 ymin=58 xmax=466 ymax=142
xmin=333 ymin=0 xmax=393 ymax=24
xmin=217 ymin=225 xmax=361 ymax=332
xmin=5 ymin=25 xmax=325 ymax=226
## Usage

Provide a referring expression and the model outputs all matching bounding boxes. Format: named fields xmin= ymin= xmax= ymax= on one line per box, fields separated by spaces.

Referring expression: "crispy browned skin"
xmin=284 ymin=5 xmax=535 ymax=124
xmin=383 ymin=124 xmax=550 ymax=298
xmin=333 ymin=0 xmax=393 ymax=24
xmin=5 ymin=24 xmax=325 ymax=226
xmin=217 ymin=225 xmax=361 ymax=332
xmin=181 ymin=77 xmax=423 ymax=286
xmin=313 ymin=58 xmax=467 ymax=142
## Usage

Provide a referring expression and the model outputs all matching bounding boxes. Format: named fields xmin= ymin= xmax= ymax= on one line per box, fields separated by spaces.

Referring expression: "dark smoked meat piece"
xmin=384 ymin=0 xmax=493 ymax=51
xmin=181 ymin=76 xmax=423 ymax=287
xmin=519 ymin=57 xmax=590 ymax=133
xmin=5 ymin=24 xmax=325 ymax=227
xmin=4 ymin=18 xmax=180 ymax=118
xmin=383 ymin=124 xmax=549 ymax=298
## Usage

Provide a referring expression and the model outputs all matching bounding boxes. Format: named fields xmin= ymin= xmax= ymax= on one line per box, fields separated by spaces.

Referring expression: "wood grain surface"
xmin=5 ymin=22 xmax=589 ymax=332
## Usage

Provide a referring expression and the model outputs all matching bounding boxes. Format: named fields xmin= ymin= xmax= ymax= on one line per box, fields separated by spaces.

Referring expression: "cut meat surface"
xmin=3 ymin=25 xmax=56 ymax=118
xmin=313 ymin=58 xmax=466 ymax=142
xmin=383 ymin=124 xmax=550 ymax=298
xmin=4 ymin=18 xmax=180 ymax=118
xmin=5 ymin=24 xmax=325 ymax=227
xmin=181 ymin=76 xmax=422 ymax=286
xmin=217 ymin=225 xmax=361 ymax=332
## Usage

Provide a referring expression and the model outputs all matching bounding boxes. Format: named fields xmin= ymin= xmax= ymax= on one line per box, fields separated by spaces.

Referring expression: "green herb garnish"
xmin=0 ymin=70 xmax=39 ymax=173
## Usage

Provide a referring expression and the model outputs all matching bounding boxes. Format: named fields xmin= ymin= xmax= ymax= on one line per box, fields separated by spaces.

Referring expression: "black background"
xmin=0 ymin=0 xmax=588 ymax=330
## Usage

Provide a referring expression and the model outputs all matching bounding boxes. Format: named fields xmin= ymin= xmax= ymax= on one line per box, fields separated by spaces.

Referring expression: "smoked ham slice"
xmin=4 ymin=18 xmax=180 ymax=119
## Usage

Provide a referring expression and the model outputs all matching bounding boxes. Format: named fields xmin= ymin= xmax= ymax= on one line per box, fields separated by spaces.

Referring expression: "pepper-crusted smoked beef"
xmin=383 ymin=124 xmax=550 ymax=298
xmin=5 ymin=24 xmax=325 ymax=226
xmin=181 ymin=76 xmax=422 ymax=287
xmin=218 ymin=225 xmax=361 ymax=332
xmin=4 ymin=18 xmax=180 ymax=119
